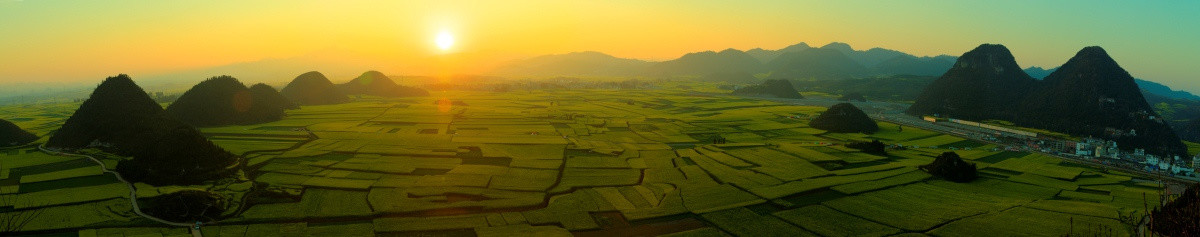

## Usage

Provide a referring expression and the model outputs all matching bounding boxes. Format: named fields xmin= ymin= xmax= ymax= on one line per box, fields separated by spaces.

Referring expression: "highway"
xmin=875 ymin=114 xmax=1197 ymax=184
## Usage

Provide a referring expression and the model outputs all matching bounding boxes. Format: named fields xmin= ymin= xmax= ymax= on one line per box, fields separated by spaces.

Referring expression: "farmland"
xmin=0 ymin=84 xmax=1167 ymax=236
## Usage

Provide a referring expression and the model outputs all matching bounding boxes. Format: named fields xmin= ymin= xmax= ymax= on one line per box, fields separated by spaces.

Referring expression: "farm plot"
xmin=900 ymin=134 xmax=965 ymax=147
xmin=868 ymin=121 xmax=940 ymax=142
xmin=700 ymin=207 xmax=815 ymax=237
xmin=929 ymin=207 xmax=1130 ymax=236
xmin=823 ymin=183 xmax=1028 ymax=231
xmin=1 ymin=87 xmax=1168 ymax=235
xmin=748 ymin=167 xmax=916 ymax=199
xmin=773 ymin=205 xmax=901 ymax=237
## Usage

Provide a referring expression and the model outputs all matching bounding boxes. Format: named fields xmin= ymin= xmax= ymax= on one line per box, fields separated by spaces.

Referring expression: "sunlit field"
xmin=0 ymin=83 xmax=1162 ymax=236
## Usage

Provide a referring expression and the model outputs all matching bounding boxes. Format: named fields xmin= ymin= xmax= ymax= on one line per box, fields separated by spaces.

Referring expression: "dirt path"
xmin=37 ymin=145 xmax=201 ymax=235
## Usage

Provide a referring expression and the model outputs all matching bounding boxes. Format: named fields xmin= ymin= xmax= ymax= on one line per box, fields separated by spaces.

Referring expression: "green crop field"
xmin=0 ymin=86 xmax=1171 ymax=236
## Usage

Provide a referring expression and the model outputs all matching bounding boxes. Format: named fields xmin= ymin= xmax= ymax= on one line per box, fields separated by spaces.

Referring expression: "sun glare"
xmin=435 ymin=31 xmax=454 ymax=51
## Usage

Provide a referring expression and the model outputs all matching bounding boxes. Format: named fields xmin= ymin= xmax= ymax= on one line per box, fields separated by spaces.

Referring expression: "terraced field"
xmin=0 ymin=85 xmax=1165 ymax=236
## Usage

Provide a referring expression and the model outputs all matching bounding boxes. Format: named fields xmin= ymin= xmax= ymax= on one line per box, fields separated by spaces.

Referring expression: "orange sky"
xmin=1 ymin=1 xmax=1198 ymax=91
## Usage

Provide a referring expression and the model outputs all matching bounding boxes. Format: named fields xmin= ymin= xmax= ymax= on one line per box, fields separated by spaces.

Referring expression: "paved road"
xmin=37 ymin=145 xmax=202 ymax=236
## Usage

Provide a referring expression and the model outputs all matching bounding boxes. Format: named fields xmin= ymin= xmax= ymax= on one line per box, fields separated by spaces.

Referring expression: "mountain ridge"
xmin=489 ymin=41 xmax=962 ymax=81
xmin=47 ymin=74 xmax=239 ymax=185
xmin=280 ymin=71 xmax=349 ymax=106
xmin=165 ymin=76 xmax=294 ymax=127
xmin=906 ymin=44 xmax=1037 ymax=121
xmin=1 ymin=119 xmax=37 ymax=146
xmin=339 ymin=71 xmax=430 ymax=97
xmin=910 ymin=45 xmax=1185 ymax=156
xmin=1015 ymin=46 xmax=1185 ymax=156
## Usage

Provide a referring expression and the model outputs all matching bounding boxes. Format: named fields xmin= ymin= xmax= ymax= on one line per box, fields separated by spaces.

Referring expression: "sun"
xmin=435 ymin=31 xmax=454 ymax=51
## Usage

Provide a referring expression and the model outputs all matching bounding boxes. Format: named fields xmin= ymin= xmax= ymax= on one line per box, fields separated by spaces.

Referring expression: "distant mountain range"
xmin=1022 ymin=66 xmax=1057 ymax=79
xmin=492 ymin=42 xmax=1200 ymax=147
xmin=1137 ymin=79 xmax=1200 ymax=101
xmin=494 ymin=42 xmax=957 ymax=82
xmin=765 ymin=47 xmax=869 ymax=80
xmin=909 ymin=44 xmax=1185 ymax=156
xmin=490 ymin=41 xmax=957 ymax=81
xmin=648 ymin=49 xmax=764 ymax=77
xmin=1024 ymin=67 xmax=1200 ymax=101
xmin=489 ymin=51 xmax=652 ymax=78
xmin=495 ymin=42 xmax=1198 ymax=105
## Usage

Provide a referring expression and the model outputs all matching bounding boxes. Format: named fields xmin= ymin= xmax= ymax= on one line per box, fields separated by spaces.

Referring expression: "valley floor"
xmin=0 ymin=84 xmax=1168 ymax=236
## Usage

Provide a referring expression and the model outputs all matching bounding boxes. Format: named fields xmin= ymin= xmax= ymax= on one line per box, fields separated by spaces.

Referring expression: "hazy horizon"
xmin=2 ymin=1 xmax=1198 ymax=91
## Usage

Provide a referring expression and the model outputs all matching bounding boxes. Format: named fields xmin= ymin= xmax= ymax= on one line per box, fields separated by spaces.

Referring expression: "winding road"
xmin=37 ymin=145 xmax=203 ymax=236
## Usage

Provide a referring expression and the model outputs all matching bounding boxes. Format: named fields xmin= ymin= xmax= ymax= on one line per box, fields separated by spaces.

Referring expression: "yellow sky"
xmin=0 ymin=1 xmax=878 ymax=82
xmin=1 ymin=1 xmax=1198 ymax=91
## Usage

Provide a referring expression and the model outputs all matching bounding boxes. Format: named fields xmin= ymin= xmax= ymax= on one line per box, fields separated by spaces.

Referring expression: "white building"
xmin=1193 ymin=154 xmax=1200 ymax=171
xmin=1075 ymin=142 xmax=1093 ymax=156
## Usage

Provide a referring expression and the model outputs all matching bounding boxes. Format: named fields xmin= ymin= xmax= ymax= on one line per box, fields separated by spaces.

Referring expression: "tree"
xmin=919 ymin=152 xmax=978 ymax=183
xmin=1149 ymin=183 xmax=1200 ymax=236
xmin=0 ymin=195 xmax=44 ymax=233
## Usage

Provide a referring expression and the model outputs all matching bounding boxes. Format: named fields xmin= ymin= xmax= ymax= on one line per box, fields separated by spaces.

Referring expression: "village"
xmin=905 ymin=115 xmax=1200 ymax=181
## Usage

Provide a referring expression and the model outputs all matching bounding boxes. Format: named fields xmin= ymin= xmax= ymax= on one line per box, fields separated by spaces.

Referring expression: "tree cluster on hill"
xmin=810 ymin=103 xmax=878 ymax=133
xmin=280 ymin=71 xmax=348 ymax=105
xmin=46 ymin=75 xmax=238 ymax=185
xmin=919 ymin=152 xmax=977 ymax=183
xmin=139 ymin=190 xmax=227 ymax=223
xmin=1177 ymin=118 xmax=1200 ymax=143
xmin=845 ymin=140 xmax=886 ymax=155
xmin=907 ymin=44 xmax=1185 ymax=157
xmin=0 ymin=119 xmax=37 ymax=146
xmin=339 ymin=71 xmax=429 ymax=97
xmin=248 ymin=83 xmax=298 ymax=115
xmin=165 ymin=76 xmax=295 ymax=127
xmin=1140 ymin=91 xmax=1200 ymax=144
xmin=731 ymin=79 xmax=803 ymax=99
xmin=1150 ymin=183 xmax=1199 ymax=236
